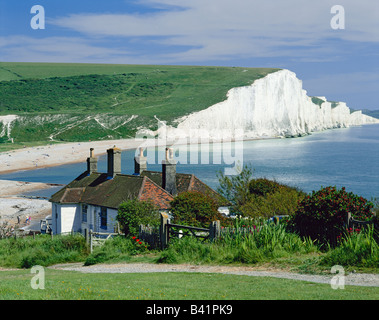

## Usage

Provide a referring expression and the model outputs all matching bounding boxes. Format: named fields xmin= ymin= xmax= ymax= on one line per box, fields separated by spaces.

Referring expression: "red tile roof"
xmin=139 ymin=177 xmax=174 ymax=209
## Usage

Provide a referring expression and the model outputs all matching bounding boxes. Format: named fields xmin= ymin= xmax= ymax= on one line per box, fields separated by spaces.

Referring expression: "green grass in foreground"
xmin=0 ymin=269 xmax=378 ymax=300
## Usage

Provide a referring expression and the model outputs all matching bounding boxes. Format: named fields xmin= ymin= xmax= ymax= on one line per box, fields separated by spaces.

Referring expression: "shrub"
xmin=117 ymin=199 xmax=160 ymax=237
xmin=288 ymin=186 xmax=374 ymax=247
xmin=248 ymin=178 xmax=281 ymax=197
xmin=170 ymin=191 xmax=225 ymax=227
xmin=240 ymin=185 xmax=304 ymax=218
xmin=321 ymin=226 xmax=379 ymax=268
xmin=217 ymin=167 xmax=304 ymax=218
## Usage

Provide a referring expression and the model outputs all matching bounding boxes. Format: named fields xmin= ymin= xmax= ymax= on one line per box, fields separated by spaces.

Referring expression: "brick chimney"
xmin=134 ymin=147 xmax=147 ymax=175
xmin=162 ymin=147 xmax=177 ymax=196
xmin=107 ymin=146 xmax=121 ymax=178
xmin=86 ymin=148 xmax=97 ymax=174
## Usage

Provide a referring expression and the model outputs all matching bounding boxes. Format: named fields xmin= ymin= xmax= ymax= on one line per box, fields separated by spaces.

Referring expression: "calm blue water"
xmin=1 ymin=124 xmax=378 ymax=199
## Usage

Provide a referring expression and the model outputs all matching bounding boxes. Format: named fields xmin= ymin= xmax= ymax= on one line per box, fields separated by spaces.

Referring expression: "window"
xmin=100 ymin=207 xmax=107 ymax=229
xmin=82 ymin=204 xmax=88 ymax=222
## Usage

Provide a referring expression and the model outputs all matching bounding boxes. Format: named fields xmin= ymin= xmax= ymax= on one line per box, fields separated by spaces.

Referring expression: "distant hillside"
xmin=362 ymin=109 xmax=379 ymax=119
xmin=0 ymin=62 xmax=278 ymax=146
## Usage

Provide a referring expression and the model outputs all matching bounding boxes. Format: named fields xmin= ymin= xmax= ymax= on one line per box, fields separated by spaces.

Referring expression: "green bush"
xmin=217 ymin=166 xmax=304 ymax=218
xmin=321 ymin=226 xmax=379 ymax=268
xmin=170 ymin=191 xmax=225 ymax=227
xmin=288 ymin=186 xmax=374 ymax=247
xmin=248 ymin=178 xmax=281 ymax=197
xmin=240 ymin=185 xmax=304 ymax=218
xmin=117 ymin=199 xmax=160 ymax=237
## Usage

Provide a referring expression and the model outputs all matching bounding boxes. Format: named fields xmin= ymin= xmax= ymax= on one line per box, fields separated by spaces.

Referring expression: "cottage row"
xmin=49 ymin=147 xmax=228 ymax=234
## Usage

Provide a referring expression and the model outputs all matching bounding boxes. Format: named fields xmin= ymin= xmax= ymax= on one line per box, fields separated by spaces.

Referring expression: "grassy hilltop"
xmin=0 ymin=62 xmax=279 ymax=146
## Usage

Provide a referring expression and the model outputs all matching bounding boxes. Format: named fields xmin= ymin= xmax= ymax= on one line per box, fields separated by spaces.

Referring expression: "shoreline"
xmin=0 ymin=138 xmax=156 ymax=175
xmin=0 ymin=123 xmax=378 ymax=175
xmin=0 ymin=136 xmax=261 ymax=175
xmin=0 ymin=180 xmax=56 ymax=228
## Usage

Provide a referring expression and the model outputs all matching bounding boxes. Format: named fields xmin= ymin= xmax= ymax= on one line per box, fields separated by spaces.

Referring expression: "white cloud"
xmin=48 ymin=0 xmax=379 ymax=63
xmin=0 ymin=36 xmax=137 ymax=63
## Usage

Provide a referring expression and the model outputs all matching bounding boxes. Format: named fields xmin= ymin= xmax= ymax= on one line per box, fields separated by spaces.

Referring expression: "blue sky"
xmin=0 ymin=0 xmax=378 ymax=110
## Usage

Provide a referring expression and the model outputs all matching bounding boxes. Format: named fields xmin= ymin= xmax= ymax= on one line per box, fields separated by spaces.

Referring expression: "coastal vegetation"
xmin=0 ymin=179 xmax=377 ymax=300
xmin=0 ymin=62 xmax=278 ymax=146
xmin=0 ymin=169 xmax=377 ymax=273
xmin=1 ymin=62 xmax=377 ymax=150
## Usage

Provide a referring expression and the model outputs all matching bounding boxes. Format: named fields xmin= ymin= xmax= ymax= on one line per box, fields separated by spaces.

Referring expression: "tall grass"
xmin=321 ymin=226 xmax=379 ymax=268
xmin=157 ymin=219 xmax=318 ymax=265
xmin=0 ymin=234 xmax=88 ymax=268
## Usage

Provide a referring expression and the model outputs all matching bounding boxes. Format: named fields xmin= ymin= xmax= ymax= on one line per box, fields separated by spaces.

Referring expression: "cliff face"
xmin=171 ymin=69 xmax=379 ymax=139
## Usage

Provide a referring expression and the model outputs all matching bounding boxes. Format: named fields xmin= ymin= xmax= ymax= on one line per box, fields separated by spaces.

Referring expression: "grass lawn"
xmin=0 ymin=268 xmax=377 ymax=300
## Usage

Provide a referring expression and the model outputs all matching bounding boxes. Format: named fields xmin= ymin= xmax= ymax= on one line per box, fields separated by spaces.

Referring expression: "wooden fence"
xmin=160 ymin=213 xmax=221 ymax=249
xmin=139 ymin=213 xmax=221 ymax=249
xmin=346 ymin=212 xmax=375 ymax=231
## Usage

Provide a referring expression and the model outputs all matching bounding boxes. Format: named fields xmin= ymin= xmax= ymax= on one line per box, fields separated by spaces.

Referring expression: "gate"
xmin=88 ymin=230 xmax=119 ymax=253
xmin=159 ymin=212 xmax=220 ymax=249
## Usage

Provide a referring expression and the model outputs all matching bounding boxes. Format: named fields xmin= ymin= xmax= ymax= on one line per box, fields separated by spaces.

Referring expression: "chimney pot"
xmin=107 ymin=147 xmax=122 ymax=178
xmin=134 ymin=147 xmax=147 ymax=175
xmin=87 ymin=148 xmax=97 ymax=174
xmin=162 ymin=147 xmax=177 ymax=195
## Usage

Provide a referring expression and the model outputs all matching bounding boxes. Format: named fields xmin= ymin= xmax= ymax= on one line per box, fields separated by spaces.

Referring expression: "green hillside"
xmin=0 ymin=62 xmax=279 ymax=146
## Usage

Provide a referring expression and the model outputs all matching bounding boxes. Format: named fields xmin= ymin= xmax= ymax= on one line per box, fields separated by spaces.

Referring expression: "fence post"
xmin=160 ymin=212 xmax=169 ymax=249
xmin=210 ymin=220 xmax=221 ymax=241
xmin=345 ymin=212 xmax=352 ymax=229
xmin=89 ymin=229 xmax=93 ymax=253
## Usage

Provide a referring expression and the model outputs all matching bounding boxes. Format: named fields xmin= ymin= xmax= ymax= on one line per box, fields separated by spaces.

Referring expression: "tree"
xmin=170 ymin=191 xmax=224 ymax=227
xmin=217 ymin=164 xmax=254 ymax=215
xmin=117 ymin=199 xmax=159 ymax=237
xmin=217 ymin=165 xmax=304 ymax=218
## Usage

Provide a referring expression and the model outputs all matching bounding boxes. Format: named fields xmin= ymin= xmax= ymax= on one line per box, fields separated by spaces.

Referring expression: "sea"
xmin=1 ymin=124 xmax=378 ymax=200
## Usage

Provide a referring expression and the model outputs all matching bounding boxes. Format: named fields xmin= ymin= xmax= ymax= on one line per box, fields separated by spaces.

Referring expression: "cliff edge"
xmin=171 ymin=69 xmax=379 ymax=139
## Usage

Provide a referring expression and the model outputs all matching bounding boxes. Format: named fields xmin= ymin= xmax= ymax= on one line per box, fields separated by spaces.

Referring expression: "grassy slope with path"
xmin=0 ymin=62 xmax=279 ymax=147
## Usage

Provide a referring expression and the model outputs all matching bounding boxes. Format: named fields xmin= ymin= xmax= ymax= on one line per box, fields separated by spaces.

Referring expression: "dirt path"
xmin=49 ymin=262 xmax=379 ymax=287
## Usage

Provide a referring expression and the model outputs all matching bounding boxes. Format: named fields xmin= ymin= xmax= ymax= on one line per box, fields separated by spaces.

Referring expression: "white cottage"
xmin=49 ymin=147 xmax=229 ymax=235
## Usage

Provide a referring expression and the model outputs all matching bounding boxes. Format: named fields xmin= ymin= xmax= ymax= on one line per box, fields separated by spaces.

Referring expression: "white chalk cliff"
xmin=168 ymin=69 xmax=379 ymax=139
